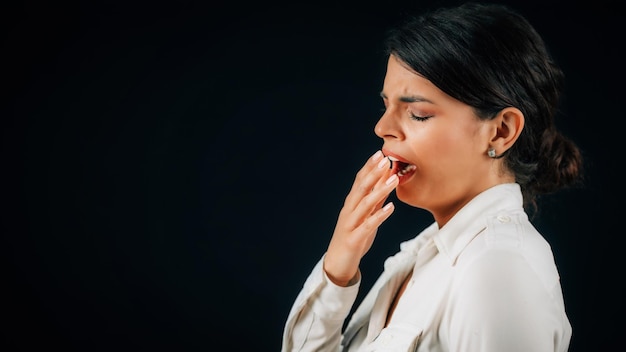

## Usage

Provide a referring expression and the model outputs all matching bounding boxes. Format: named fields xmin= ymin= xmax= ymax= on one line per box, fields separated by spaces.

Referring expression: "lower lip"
xmin=396 ymin=170 xmax=415 ymax=185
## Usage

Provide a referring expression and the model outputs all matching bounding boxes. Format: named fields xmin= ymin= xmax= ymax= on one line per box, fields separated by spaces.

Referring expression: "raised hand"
xmin=323 ymin=150 xmax=399 ymax=286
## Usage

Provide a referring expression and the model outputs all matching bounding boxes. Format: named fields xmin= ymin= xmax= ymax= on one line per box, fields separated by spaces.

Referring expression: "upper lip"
xmin=382 ymin=149 xmax=410 ymax=164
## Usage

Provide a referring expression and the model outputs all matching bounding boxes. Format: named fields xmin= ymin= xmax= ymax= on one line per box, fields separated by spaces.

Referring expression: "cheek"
xmin=410 ymin=127 xmax=477 ymax=167
xmin=416 ymin=127 xmax=460 ymax=152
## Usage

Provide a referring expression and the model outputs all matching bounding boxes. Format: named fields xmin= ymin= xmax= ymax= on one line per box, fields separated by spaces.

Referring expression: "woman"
xmin=281 ymin=2 xmax=582 ymax=351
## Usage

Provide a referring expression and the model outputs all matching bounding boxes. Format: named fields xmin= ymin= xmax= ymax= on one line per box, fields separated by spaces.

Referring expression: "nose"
xmin=374 ymin=108 xmax=403 ymax=140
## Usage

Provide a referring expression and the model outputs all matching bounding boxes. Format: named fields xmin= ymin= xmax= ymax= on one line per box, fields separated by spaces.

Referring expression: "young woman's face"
xmin=376 ymin=55 xmax=497 ymax=223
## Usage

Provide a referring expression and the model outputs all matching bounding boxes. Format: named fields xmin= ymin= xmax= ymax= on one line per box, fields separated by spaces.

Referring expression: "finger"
xmin=361 ymin=173 xmax=398 ymax=217
xmin=361 ymin=201 xmax=395 ymax=233
xmin=344 ymin=173 xmax=398 ymax=229
xmin=329 ymin=200 xmax=396 ymax=272
xmin=344 ymin=151 xmax=390 ymax=210
xmin=348 ymin=201 xmax=396 ymax=253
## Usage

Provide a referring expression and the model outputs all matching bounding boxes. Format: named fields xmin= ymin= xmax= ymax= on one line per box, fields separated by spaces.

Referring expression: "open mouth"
xmin=388 ymin=156 xmax=417 ymax=178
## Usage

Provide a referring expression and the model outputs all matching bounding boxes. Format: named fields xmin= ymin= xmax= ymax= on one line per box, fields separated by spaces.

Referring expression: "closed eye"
xmin=409 ymin=112 xmax=433 ymax=122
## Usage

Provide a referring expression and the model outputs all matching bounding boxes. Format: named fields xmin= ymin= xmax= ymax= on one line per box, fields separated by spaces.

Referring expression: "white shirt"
xmin=281 ymin=183 xmax=572 ymax=351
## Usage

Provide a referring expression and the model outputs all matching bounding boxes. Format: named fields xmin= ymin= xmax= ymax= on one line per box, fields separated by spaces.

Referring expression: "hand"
xmin=323 ymin=150 xmax=399 ymax=286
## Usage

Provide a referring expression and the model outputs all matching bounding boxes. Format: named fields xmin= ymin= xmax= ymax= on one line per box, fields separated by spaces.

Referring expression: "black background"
xmin=3 ymin=0 xmax=623 ymax=350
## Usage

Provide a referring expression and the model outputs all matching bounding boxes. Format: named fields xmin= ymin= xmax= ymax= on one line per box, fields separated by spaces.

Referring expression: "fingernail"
xmin=378 ymin=156 xmax=389 ymax=169
xmin=371 ymin=150 xmax=383 ymax=163
xmin=385 ymin=174 xmax=398 ymax=185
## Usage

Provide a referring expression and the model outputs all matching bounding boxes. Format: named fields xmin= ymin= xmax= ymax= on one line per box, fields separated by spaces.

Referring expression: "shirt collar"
xmin=433 ymin=183 xmax=524 ymax=265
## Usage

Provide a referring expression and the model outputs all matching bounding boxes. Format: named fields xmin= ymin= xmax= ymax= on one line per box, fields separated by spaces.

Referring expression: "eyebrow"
xmin=379 ymin=92 xmax=434 ymax=104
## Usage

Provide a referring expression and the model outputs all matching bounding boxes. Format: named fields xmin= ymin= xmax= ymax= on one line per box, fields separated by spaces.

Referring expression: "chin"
xmin=395 ymin=184 xmax=426 ymax=209
xmin=394 ymin=186 xmax=413 ymax=205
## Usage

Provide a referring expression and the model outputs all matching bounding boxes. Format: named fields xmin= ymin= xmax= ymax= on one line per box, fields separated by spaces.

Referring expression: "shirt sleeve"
xmin=446 ymin=249 xmax=571 ymax=352
xmin=281 ymin=255 xmax=360 ymax=352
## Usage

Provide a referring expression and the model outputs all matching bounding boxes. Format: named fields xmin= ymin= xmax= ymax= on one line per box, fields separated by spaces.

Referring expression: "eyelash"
xmin=409 ymin=111 xmax=432 ymax=122
xmin=379 ymin=107 xmax=433 ymax=121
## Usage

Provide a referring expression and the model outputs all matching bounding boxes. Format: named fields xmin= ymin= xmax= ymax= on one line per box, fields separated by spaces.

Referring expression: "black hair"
xmin=384 ymin=1 xmax=583 ymax=213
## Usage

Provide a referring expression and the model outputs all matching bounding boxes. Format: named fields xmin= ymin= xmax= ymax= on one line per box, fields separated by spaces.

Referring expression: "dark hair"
xmin=384 ymin=1 xmax=583 ymax=213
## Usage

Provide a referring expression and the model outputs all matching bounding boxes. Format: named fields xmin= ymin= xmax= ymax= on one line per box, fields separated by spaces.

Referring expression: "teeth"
xmin=398 ymin=164 xmax=416 ymax=176
xmin=386 ymin=155 xmax=416 ymax=176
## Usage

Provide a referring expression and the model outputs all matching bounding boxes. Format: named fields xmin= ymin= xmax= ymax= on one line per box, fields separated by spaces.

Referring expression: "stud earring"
xmin=487 ymin=148 xmax=497 ymax=158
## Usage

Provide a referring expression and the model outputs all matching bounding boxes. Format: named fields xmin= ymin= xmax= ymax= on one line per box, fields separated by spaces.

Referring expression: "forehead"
xmin=382 ymin=55 xmax=476 ymax=116
xmin=382 ymin=55 xmax=441 ymax=100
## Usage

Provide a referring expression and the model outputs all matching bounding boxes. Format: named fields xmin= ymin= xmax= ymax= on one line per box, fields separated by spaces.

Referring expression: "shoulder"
xmin=455 ymin=210 xmax=562 ymax=298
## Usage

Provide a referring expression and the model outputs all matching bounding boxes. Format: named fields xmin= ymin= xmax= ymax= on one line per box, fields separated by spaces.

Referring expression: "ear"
xmin=489 ymin=107 xmax=524 ymax=156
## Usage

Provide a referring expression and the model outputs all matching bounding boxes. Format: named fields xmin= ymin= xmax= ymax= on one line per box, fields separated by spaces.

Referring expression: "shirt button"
xmin=497 ymin=215 xmax=511 ymax=223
